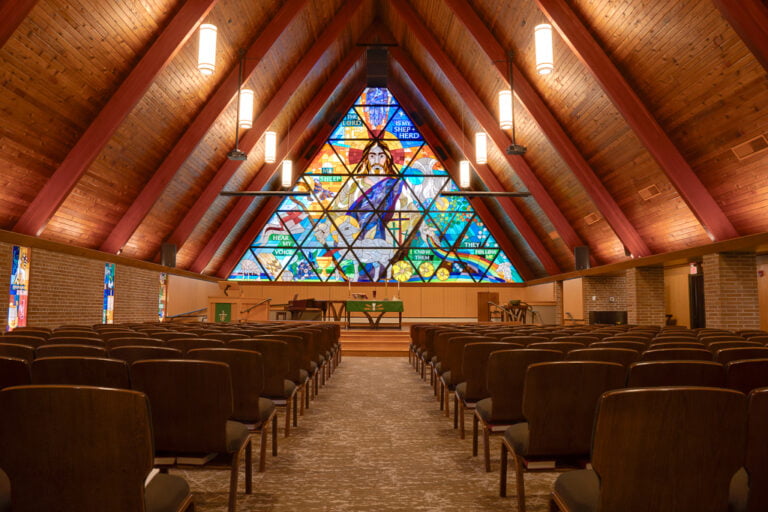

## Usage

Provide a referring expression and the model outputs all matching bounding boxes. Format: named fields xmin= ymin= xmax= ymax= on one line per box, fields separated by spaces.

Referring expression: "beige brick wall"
xmin=583 ymin=275 xmax=628 ymax=323
xmin=0 ymin=243 xmax=11 ymax=329
xmin=703 ymin=252 xmax=760 ymax=330
xmin=626 ymin=267 xmax=666 ymax=326
xmin=114 ymin=264 xmax=161 ymax=324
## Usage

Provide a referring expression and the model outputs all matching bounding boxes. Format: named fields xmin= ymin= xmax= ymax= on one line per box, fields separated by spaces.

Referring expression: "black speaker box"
xmin=575 ymin=245 xmax=590 ymax=270
xmin=161 ymin=243 xmax=176 ymax=268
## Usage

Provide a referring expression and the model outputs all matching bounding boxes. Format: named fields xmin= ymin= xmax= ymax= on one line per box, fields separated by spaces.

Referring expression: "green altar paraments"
xmin=229 ymin=87 xmax=522 ymax=284
xmin=345 ymin=300 xmax=404 ymax=313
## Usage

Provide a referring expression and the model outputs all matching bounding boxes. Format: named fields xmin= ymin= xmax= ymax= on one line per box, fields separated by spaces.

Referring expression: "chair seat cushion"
xmin=0 ymin=468 xmax=10 ymax=512
xmin=441 ymin=370 xmax=452 ymax=386
xmin=145 ymin=472 xmax=191 ymax=512
xmin=476 ymin=397 xmax=521 ymax=424
xmin=553 ymin=469 xmax=599 ymax=512
xmin=258 ymin=397 xmax=276 ymax=424
xmin=504 ymin=422 xmax=530 ymax=456
xmin=225 ymin=420 xmax=251 ymax=453
xmin=455 ymin=382 xmax=467 ymax=400
xmin=729 ymin=467 xmax=748 ymax=512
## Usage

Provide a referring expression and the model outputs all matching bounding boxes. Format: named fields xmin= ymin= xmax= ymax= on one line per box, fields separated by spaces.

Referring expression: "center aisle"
xmin=185 ymin=357 xmax=555 ymax=511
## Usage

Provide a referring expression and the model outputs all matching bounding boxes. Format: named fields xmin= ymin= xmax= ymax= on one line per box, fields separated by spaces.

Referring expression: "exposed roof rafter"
xmin=535 ymin=0 xmax=739 ymax=242
xmin=14 ymin=0 xmax=220 ymax=237
xmin=0 ymin=0 xmax=39 ymax=49
xmin=711 ymin=0 xmax=768 ymax=73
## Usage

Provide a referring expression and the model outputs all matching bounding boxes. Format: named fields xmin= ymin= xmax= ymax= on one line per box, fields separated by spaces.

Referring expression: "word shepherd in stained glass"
xmin=230 ymin=88 xmax=522 ymax=284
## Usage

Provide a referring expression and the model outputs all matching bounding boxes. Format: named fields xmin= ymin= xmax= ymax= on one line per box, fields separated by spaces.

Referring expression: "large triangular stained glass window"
xmin=229 ymin=88 xmax=522 ymax=283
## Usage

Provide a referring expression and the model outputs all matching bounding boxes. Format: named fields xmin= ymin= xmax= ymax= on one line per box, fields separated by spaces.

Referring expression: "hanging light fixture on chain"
xmin=535 ymin=24 xmax=554 ymax=75
xmin=264 ymin=131 xmax=277 ymax=163
xmin=459 ymin=160 xmax=471 ymax=188
xmin=197 ymin=24 xmax=217 ymax=75
xmin=226 ymin=50 xmax=247 ymax=161
xmin=475 ymin=132 xmax=487 ymax=165
xmin=498 ymin=50 xmax=526 ymax=155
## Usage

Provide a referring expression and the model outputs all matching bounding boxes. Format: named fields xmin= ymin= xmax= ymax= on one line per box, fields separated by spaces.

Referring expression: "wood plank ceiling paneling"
xmin=0 ymin=0 xmax=766 ymax=281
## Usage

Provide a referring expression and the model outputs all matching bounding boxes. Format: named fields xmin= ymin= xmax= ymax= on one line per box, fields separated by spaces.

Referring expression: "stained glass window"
xmin=229 ymin=88 xmax=522 ymax=283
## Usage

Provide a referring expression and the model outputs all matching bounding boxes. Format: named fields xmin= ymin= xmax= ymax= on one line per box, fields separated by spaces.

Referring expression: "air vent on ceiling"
xmin=731 ymin=135 xmax=768 ymax=160
xmin=584 ymin=212 xmax=601 ymax=225
xmin=638 ymin=184 xmax=661 ymax=201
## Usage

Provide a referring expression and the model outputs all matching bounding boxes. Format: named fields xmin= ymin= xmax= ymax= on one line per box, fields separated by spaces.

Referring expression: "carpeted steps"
xmin=340 ymin=328 xmax=410 ymax=356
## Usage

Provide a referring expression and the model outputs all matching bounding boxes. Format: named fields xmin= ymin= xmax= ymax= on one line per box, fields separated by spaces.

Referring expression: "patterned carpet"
xmin=180 ymin=357 xmax=557 ymax=511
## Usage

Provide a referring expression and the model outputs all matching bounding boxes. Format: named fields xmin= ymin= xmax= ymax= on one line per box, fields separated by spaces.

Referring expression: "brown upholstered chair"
xmin=550 ymin=387 xmax=747 ymax=512
xmin=498 ymin=335 xmax=550 ymax=347
xmin=0 ymin=385 xmax=193 ymax=512
xmin=589 ymin=340 xmax=647 ymax=352
xmin=708 ymin=341 xmax=764 ymax=352
xmin=255 ymin=334 xmax=311 ymax=412
xmin=715 ymin=347 xmax=768 ymax=365
xmin=189 ymin=348 xmax=278 ymax=472
xmin=35 ymin=343 xmax=107 ymax=359
xmin=6 ymin=327 xmax=50 ymax=339
xmin=0 ymin=335 xmax=47 ymax=348
xmin=204 ymin=332 xmax=249 ymax=343
xmin=627 ymin=360 xmax=725 ymax=387
xmin=639 ymin=347 xmax=713 ymax=361
xmin=474 ymin=349 xmax=563 ymax=471
xmin=501 ymin=361 xmax=625 ymax=511
xmin=99 ymin=331 xmax=150 ymax=341
xmin=228 ymin=338 xmax=297 ymax=437
xmin=131 ymin=359 xmax=251 ymax=512
xmin=109 ymin=345 xmax=183 ymax=364
xmin=551 ymin=335 xmax=599 ymax=345
xmin=648 ymin=341 xmax=705 ymax=349
xmin=700 ymin=335 xmax=747 ymax=343
xmin=31 ymin=356 xmax=131 ymax=389
xmin=566 ymin=347 xmax=640 ymax=367
xmin=726 ymin=359 xmax=768 ymax=394
xmin=151 ymin=331 xmax=198 ymax=342
xmin=0 ymin=357 xmax=31 ymax=390
xmin=528 ymin=341 xmax=586 ymax=353
xmin=104 ymin=337 xmax=164 ymax=350
xmin=166 ymin=337 xmax=225 ymax=353
xmin=0 ymin=343 xmax=34 ymax=362
xmin=731 ymin=387 xmax=768 ymax=512
xmin=441 ymin=335 xmax=494 ymax=424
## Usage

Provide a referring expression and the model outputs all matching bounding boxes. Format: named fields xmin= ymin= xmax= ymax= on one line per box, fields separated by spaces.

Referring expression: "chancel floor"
xmin=180 ymin=356 xmax=556 ymax=511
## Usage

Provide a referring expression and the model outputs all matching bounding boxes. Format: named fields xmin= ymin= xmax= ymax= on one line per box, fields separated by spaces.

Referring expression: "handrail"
xmin=166 ymin=307 xmax=207 ymax=321
xmin=241 ymin=298 xmax=271 ymax=314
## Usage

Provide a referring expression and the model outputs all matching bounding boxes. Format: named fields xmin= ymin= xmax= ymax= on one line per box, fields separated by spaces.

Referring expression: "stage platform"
xmin=340 ymin=326 xmax=410 ymax=357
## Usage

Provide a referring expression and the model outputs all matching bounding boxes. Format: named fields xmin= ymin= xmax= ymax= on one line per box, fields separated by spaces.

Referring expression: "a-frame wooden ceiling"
xmin=1 ymin=0 xmax=767 ymax=281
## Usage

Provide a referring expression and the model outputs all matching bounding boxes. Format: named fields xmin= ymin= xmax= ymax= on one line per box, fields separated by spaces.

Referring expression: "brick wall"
xmin=554 ymin=280 xmax=563 ymax=324
xmin=0 ymin=243 xmax=164 ymax=330
xmin=626 ymin=267 xmax=666 ymax=326
xmin=583 ymin=275 xmax=628 ymax=323
xmin=703 ymin=252 xmax=760 ymax=330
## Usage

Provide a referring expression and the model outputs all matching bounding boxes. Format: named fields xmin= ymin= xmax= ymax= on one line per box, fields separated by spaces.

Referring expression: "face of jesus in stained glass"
xmin=365 ymin=143 xmax=390 ymax=174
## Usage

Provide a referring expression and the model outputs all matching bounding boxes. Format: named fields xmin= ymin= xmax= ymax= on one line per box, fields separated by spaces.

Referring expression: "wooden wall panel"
xmin=664 ymin=265 xmax=691 ymax=329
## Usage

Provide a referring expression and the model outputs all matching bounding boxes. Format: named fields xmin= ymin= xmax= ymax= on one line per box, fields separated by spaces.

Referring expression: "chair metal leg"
xmin=472 ymin=413 xmax=479 ymax=456
xmin=245 ymin=440 xmax=252 ymax=494
xmin=453 ymin=394 xmax=459 ymax=429
xmin=258 ymin=428 xmax=267 ymax=472
xmin=271 ymin=414 xmax=278 ymax=456
xmin=514 ymin=454 xmax=527 ymax=512
xmin=459 ymin=400 xmax=465 ymax=438
xmin=292 ymin=394 xmax=298 ymax=427
xmin=484 ymin=426 xmax=491 ymax=472
xmin=500 ymin=441 xmax=508 ymax=497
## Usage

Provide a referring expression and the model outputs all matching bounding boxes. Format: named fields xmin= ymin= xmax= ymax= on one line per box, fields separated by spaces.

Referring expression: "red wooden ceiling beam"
xmin=100 ymin=0 xmax=310 ymax=254
xmin=444 ymin=0 xmax=650 ymax=259
xmin=535 ymin=0 xmax=739 ymax=242
xmin=14 ymin=0 xmax=220 ymax=237
xmin=390 ymin=48 xmax=559 ymax=276
xmin=165 ymin=0 xmax=363 ymax=252
xmin=0 ymin=0 xmax=38 ymax=49
xmin=190 ymin=49 xmax=365 ymax=273
xmin=711 ymin=0 xmax=768 ymax=73
xmin=390 ymin=0 xmax=585 ymax=259
xmin=389 ymin=79 xmax=535 ymax=281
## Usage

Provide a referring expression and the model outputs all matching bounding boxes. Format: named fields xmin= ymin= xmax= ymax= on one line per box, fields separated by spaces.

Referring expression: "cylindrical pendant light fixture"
xmin=264 ymin=131 xmax=277 ymax=163
xmin=197 ymin=24 xmax=217 ymax=76
xmin=475 ymin=132 xmax=487 ymax=165
xmin=238 ymin=89 xmax=254 ymax=129
xmin=281 ymin=160 xmax=293 ymax=188
xmin=459 ymin=160 xmax=470 ymax=188
xmin=498 ymin=89 xmax=512 ymax=130
xmin=535 ymin=24 xmax=554 ymax=75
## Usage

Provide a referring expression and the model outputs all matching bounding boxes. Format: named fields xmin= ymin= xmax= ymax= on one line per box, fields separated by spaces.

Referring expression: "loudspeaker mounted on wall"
xmin=161 ymin=243 xmax=176 ymax=268
xmin=575 ymin=245 xmax=590 ymax=270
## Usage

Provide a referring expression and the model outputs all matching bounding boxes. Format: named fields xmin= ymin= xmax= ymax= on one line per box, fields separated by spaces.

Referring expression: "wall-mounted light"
xmin=281 ymin=160 xmax=293 ymax=188
xmin=264 ymin=131 xmax=277 ymax=163
xmin=459 ymin=160 xmax=470 ymax=188
xmin=238 ymin=89 xmax=254 ymax=129
xmin=197 ymin=24 xmax=217 ymax=76
xmin=475 ymin=132 xmax=487 ymax=165
xmin=535 ymin=24 xmax=554 ymax=75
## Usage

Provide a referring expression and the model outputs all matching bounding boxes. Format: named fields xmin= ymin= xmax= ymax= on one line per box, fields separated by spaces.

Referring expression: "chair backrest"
xmin=591 ymin=387 xmax=746 ymax=512
xmin=498 ymin=335 xmax=550 ymax=346
xmin=35 ymin=344 xmax=107 ymax=359
xmin=131 ymin=359 xmax=233 ymax=453
xmin=551 ymin=335 xmax=600 ymax=345
xmin=523 ymin=361 xmax=625 ymax=456
xmin=567 ymin=347 xmax=640 ymax=367
xmin=31 ymin=357 xmax=131 ymax=389
xmin=707 ymin=341 xmax=763 ymax=352
xmin=640 ymin=348 xmax=713 ymax=361
xmin=255 ymin=334 xmax=308 ymax=380
xmin=652 ymin=335 xmax=699 ymax=343
xmin=105 ymin=337 xmax=164 ymax=350
xmin=45 ymin=336 xmax=104 ymax=347
xmin=445 ymin=336 xmax=494 ymax=384
xmin=589 ymin=340 xmax=647 ymax=351
xmin=204 ymin=332 xmax=248 ymax=343
xmin=0 ymin=342 xmax=34 ymax=362
xmin=8 ymin=327 xmax=51 ymax=338
xmin=726 ymin=359 xmax=768 ymax=395
xmin=460 ymin=342 xmax=517 ymax=401
xmin=228 ymin=339 xmax=290 ymax=398
xmin=648 ymin=341 xmax=705 ymax=350
xmin=99 ymin=331 xmax=149 ymax=341
xmin=151 ymin=331 xmax=197 ymax=341
xmin=109 ymin=345 xmax=183 ymax=364
xmin=0 ymin=335 xmax=48 ymax=348
xmin=715 ymin=347 xmax=768 ymax=365
xmin=166 ymin=337 xmax=225 ymax=353
xmin=627 ymin=360 xmax=725 ymax=387
xmin=188 ymin=348 xmax=266 ymax=423
xmin=745 ymin=335 xmax=768 ymax=344
xmin=745 ymin=388 xmax=768 ymax=512
xmin=0 ymin=357 xmax=31 ymax=390
xmin=700 ymin=335 xmax=746 ymax=343
xmin=431 ymin=329 xmax=467 ymax=366
xmin=604 ymin=335 xmax=651 ymax=343
xmin=485 ymin=349 xmax=563 ymax=422
xmin=0 ymin=385 xmax=155 ymax=511
xmin=528 ymin=341 xmax=586 ymax=353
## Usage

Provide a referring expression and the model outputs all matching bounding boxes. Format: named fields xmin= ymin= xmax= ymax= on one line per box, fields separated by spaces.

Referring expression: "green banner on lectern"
xmin=214 ymin=302 xmax=232 ymax=323
xmin=345 ymin=300 xmax=404 ymax=313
